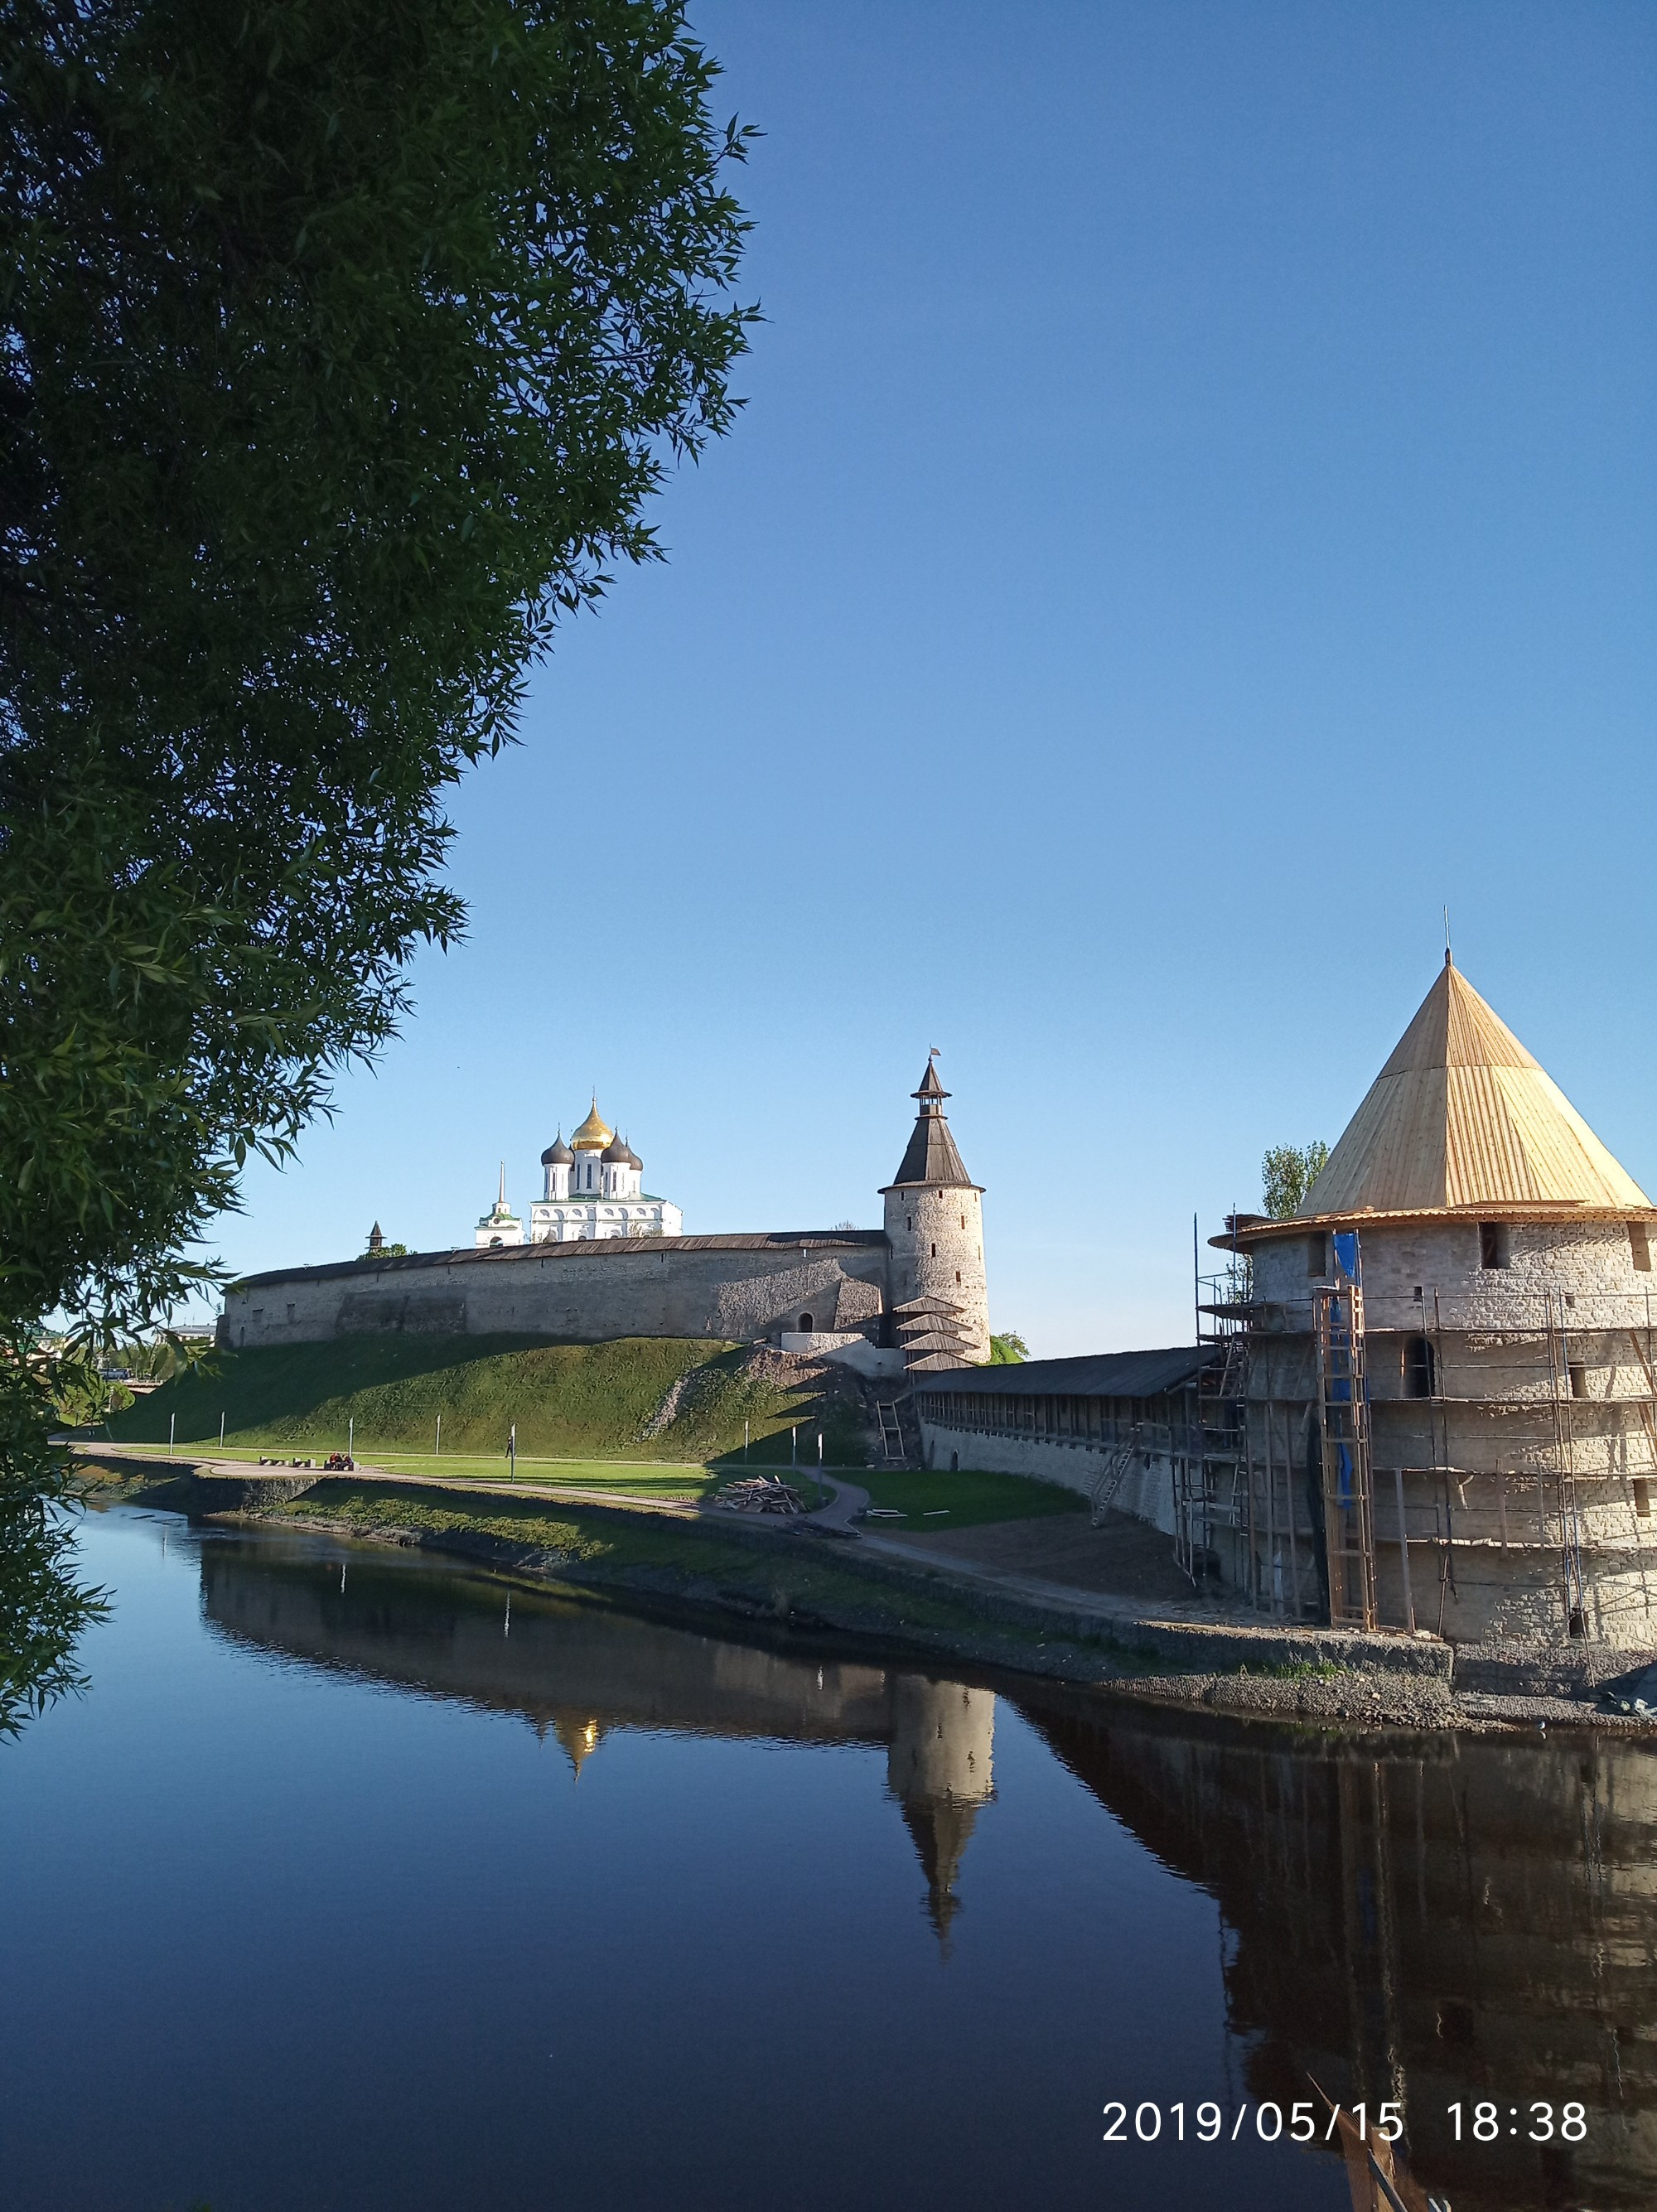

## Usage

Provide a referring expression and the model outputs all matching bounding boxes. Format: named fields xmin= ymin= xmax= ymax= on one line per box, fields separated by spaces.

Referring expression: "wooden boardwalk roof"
xmin=1296 ymin=954 xmax=1650 ymax=1220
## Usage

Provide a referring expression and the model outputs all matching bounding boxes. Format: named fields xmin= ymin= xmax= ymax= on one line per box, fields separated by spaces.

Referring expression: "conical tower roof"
xmin=1295 ymin=955 xmax=1651 ymax=1221
xmin=882 ymin=1053 xmax=980 ymax=1192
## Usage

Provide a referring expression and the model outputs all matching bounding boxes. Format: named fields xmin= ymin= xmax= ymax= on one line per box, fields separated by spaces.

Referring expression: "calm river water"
xmin=3 ymin=1504 xmax=1656 ymax=2212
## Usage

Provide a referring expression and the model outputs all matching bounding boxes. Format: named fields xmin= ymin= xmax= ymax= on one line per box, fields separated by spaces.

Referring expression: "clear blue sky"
xmin=214 ymin=0 xmax=1657 ymax=1355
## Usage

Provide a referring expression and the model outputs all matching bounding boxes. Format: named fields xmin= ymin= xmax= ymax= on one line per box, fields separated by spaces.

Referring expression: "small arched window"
xmin=798 ymin=1311 xmax=814 ymax=1333
xmin=931 ymin=1243 xmax=936 ymax=1258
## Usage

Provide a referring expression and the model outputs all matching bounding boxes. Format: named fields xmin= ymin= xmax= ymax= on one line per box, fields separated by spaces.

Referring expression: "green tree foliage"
xmin=1261 ymin=1141 xmax=1331 ymax=1220
xmin=988 ymin=1331 xmax=1029 ymax=1364
xmin=0 ymin=0 xmax=754 ymax=1722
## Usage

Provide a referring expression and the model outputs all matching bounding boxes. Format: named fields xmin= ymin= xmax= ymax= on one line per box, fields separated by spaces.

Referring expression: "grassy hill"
xmin=104 ymin=1335 xmax=867 ymax=1466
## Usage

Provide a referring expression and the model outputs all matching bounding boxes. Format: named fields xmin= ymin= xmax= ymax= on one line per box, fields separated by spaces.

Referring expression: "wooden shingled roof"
xmin=1292 ymin=954 xmax=1651 ymax=1223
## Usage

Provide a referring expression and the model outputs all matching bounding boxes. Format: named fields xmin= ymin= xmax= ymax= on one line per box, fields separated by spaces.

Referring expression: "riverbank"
xmin=73 ymin=1452 xmax=1657 ymax=1731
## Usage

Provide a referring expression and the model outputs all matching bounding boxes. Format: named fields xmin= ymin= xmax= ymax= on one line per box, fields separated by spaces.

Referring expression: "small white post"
xmin=510 ymin=1422 xmax=517 ymax=1478
xmin=348 ymin=1416 xmax=354 ymax=1461
xmin=744 ymin=1418 xmax=749 ymax=1462
xmin=435 ymin=1415 xmax=441 ymax=1457
xmin=169 ymin=1412 xmax=176 ymax=1452
xmin=220 ymin=1410 xmax=225 ymax=1448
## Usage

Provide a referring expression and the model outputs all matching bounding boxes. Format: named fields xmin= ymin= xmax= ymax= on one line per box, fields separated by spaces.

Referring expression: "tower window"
xmin=1568 ymin=1360 xmax=1588 ymax=1400
xmin=1479 ymin=1223 xmax=1510 ymax=1269
xmin=798 ymin=1313 xmax=813 ymax=1333
xmin=1635 ymin=1479 xmax=1651 ymax=1519
xmin=955 ymin=1271 xmax=961 ymax=1284
xmin=1403 ymin=1335 xmax=1436 ymax=1398
xmin=1632 ymin=1224 xmax=1652 ymax=1272
xmin=1306 ymin=1233 xmax=1326 ymax=1277
xmin=961 ymin=1215 xmax=966 ymax=1230
xmin=906 ymin=1216 xmax=911 ymax=1231
xmin=931 ymin=1244 xmax=936 ymax=1258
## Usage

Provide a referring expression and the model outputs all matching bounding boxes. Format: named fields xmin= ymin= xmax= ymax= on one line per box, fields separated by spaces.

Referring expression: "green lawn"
xmin=856 ymin=1466 xmax=1085 ymax=1529
xmin=101 ymin=1334 xmax=866 ymax=1466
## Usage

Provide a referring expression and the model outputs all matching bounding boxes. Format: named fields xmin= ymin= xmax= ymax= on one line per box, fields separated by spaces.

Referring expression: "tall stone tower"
xmin=881 ymin=1054 xmax=990 ymax=1363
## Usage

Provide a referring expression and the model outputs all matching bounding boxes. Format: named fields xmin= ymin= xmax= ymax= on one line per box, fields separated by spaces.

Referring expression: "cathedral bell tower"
xmin=880 ymin=1054 xmax=990 ymax=1364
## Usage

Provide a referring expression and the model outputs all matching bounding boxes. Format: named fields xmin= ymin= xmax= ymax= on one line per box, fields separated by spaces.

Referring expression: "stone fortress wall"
xmin=221 ymin=1234 xmax=892 ymax=1351
xmin=223 ymin=1055 xmax=993 ymax=1355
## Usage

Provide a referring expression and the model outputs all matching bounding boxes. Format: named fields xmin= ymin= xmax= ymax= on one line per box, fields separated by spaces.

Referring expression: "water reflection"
xmin=1021 ymin=1692 xmax=1657 ymax=2211
xmin=199 ymin=1528 xmax=1657 ymax=2210
xmin=200 ymin=1535 xmax=995 ymax=1946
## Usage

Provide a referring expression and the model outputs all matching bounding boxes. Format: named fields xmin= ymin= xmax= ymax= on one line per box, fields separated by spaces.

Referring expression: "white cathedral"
xmin=473 ymin=1099 xmax=683 ymax=1248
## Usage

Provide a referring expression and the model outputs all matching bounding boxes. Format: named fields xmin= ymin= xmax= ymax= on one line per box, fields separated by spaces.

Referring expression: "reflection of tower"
xmin=886 ymin=1677 xmax=996 ymax=1951
xmin=551 ymin=1712 xmax=607 ymax=1779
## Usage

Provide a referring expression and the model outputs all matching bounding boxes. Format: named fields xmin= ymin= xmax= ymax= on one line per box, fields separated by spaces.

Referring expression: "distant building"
xmin=473 ymin=1166 xmax=524 ymax=1248
xmin=224 ymin=1058 xmax=991 ymax=1362
xmin=471 ymin=1102 xmax=680 ymax=1248
xmin=529 ymin=1100 xmax=682 ymax=1245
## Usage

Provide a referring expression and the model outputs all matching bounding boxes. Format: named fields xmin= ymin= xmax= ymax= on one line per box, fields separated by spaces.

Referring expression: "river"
xmin=2 ymin=1502 xmax=1655 ymax=2211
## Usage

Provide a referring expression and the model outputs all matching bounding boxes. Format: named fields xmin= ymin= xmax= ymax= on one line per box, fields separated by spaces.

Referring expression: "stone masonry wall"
xmin=884 ymin=1185 xmax=990 ymax=1359
xmin=223 ymin=1238 xmax=892 ymax=1350
xmin=911 ymin=1413 xmax=1179 ymax=1533
xmin=1244 ymin=1219 xmax=1657 ymax=1645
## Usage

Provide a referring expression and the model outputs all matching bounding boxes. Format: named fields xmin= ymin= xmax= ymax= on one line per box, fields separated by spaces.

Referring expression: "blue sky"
xmin=214 ymin=0 xmax=1657 ymax=1354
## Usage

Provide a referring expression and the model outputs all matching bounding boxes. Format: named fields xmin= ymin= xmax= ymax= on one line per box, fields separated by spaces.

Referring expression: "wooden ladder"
xmin=876 ymin=1402 xmax=905 ymax=1464
xmin=1313 ymin=1258 xmax=1379 ymax=1630
xmin=1089 ymin=1427 xmax=1143 ymax=1528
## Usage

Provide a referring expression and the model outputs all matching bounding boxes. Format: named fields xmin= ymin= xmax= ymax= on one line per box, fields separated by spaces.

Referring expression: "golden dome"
xmin=570 ymin=1098 xmax=614 ymax=1152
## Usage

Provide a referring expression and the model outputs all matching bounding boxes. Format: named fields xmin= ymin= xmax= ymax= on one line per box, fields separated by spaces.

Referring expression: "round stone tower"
xmin=881 ymin=1054 xmax=990 ymax=1364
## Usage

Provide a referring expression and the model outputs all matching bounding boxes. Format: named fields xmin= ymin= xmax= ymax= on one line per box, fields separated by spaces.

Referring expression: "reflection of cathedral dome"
xmin=571 ymin=1100 xmax=614 ymax=1152
xmin=540 ymin=1132 xmax=573 ymax=1166
xmin=551 ymin=1712 xmax=606 ymax=1778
